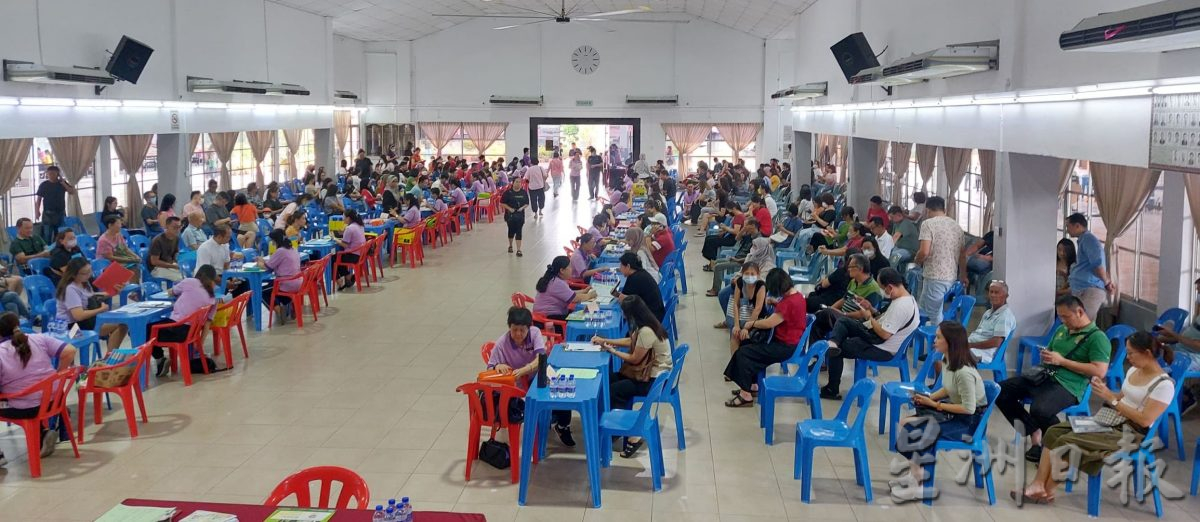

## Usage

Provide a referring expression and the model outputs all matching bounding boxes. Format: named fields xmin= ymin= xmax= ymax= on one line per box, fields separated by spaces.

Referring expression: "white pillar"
xmin=849 ymin=137 xmax=879 ymax=212
xmin=1159 ymin=171 xmax=1191 ymax=311
xmin=155 ymin=133 xmax=192 ymax=214
xmin=95 ymin=138 xmax=112 ymax=220
xmin=314 ymin=128 xmax=335 ymax=175
xmin=996 ymin=152 xmax=1063 ymax=338
xmin=792 ymin=131 xmax=813 ymax=202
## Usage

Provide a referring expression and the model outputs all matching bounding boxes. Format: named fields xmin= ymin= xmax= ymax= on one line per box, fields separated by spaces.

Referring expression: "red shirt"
xmin=651 ymin=228 xmax=675 ymax=267
xmin=753 ymin=207 xmax=772 ymax=236
xmin=772 ymin=292 xmax=809 ymax=347
xmin=867 ymin=206 xmax=888 ymax=226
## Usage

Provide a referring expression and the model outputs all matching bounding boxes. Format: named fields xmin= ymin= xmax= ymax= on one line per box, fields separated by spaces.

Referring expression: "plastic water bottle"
xmin=550 ymin=375 xmax=561 ymax=399
xmin=399 ymin=497 xmax=413 ymax=522
xmin=387 ymin=499 xmax=397 ymax=515
xmin=384 ymin=506 xmax=396 ymax=522
xmin=372 ymin=506 xmax=386 ymax=522
xmin=566 ymin=376 xmax=576 ymax=398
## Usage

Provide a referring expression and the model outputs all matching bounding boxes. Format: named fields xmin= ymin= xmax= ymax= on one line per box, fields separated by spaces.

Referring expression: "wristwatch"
xmin=1109 ymin=398 xmax=1120 ymax=408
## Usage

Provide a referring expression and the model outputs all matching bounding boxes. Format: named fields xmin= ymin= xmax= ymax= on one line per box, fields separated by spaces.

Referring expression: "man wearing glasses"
xmin=968 ymin=280 xmax=1017 ymax=363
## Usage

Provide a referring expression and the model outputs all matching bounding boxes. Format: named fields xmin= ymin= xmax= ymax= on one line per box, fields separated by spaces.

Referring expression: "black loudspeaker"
xmin=829 ymin=32 xmax=880 ymax=82
xmin=105 ymin=36 xmax=154 ymax=84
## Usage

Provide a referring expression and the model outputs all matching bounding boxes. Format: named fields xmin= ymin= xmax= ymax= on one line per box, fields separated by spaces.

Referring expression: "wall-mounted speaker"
xmin=829 ymin=32 xmax=879 ymax=83
xmin=105 ymin=36 xmax=154 ymax=84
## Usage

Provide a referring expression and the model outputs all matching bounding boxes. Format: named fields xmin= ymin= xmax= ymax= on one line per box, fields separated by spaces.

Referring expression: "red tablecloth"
xmin=122 ymin=498 xmax=486 ymax=521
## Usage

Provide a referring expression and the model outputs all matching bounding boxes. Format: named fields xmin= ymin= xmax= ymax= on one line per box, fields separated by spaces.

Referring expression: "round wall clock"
xmin=571 ymin=45 xmax=599 ymax=75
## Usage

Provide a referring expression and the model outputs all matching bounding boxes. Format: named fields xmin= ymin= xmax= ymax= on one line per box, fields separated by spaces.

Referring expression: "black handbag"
xmin=1022 ymin=330 xmax=1103 ymax=386
xmin=479 ymin=439 xmax=511 ymax=469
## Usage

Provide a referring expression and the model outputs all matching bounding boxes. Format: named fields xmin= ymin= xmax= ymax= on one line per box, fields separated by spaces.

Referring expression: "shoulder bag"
xmin=1020 ymin=329 xmax=1103 ymax=386
xmin=619 ymin=329 xmax=656 ymax=382
xmin=1092 ymin=374 xmax=1172 ymax=430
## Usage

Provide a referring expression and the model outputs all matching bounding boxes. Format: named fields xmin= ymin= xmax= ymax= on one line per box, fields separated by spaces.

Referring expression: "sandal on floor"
xmin=1009 ymin=491 xmax=1054 ymax=505
xmin=508 ymin=246 xmax=514 ymax=253
xmin=724 ymin=395 xmax=754 ymax=408
xmin=516 ymin=251 xmax=523 ymax=257
xmin=705 ymin=290 xmax=719 ymax=297
xmin=713 ymin=321 xmax=729 ymax=329
xmin=620 ymin=438 xmax=645 ymax=458
xmin=730 ymin=388 xmax=757 ymax=397
xmin=702 ymin=266 xmax=714 ymax=272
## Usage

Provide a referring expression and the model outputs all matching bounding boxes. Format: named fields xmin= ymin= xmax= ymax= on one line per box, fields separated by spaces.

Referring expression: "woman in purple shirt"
xmin=533 ymin=256 xmax=597 ymax=320
xmin=335 ymin=209 xmax=367 ymax=291
xmin=399 ymin=194 xmax=422 ymax=228
xmin=0 ymin=312 xmax=75 ymax=462
xmin=570 ymin=234 xmax=605 ymax=281
xmin=261 ymin=230 xmax=304 ymax=325
xmin=450 ymin=185 xmax=468 ymax=206
xmin=145 ymin=265 xmax=218 ymax=376
xmin=486 ymin=307 xmax=574 ymax=446
xmin=429 ymin=188 xmax=448 ymax=212
xmin=55 ymin=258 xmax=127 ymax=353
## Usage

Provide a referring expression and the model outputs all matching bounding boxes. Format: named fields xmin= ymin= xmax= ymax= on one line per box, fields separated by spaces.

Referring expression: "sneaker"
xmin=155 ymin=355 xmax=169 ymax=377
xmin=1024 ymin=444 xmax=1043 ymax=463
xmin=819 ymin=387 xmax=842 ymax=400
xmin=40 ymin=429 xmax=58 ymax=458
xmin=553 ymin=423 xmax=576 ymax=447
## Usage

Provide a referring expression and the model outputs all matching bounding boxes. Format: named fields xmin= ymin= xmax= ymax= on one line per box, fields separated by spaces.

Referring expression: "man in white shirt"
xmin=968 ymin=281 xmax=1017 ymax=363
xmin=820 ymin=268 xmax=920 ymax=399
xmin=867 ymin=216 xmax=895 ymax=259
xmin=196 ymin=225 xmax=246 ymax=294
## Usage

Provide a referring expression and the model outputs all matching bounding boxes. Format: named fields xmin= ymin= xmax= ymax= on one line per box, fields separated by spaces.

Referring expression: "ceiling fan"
xmin=434 ymin=1 xmax=689 ymax=30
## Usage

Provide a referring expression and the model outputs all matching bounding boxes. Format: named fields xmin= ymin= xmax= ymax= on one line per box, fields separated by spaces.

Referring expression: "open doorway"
xmin=529 ymin=117 xmax=640 ymax=166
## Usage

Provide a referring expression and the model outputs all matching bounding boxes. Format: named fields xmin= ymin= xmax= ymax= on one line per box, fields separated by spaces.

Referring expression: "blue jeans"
xmin=897 ymin=414 xmax=981 ymax=460
xmin=0 ymin=291 xmax=28 ymax=319
xmin=892 ymin=248 xmax=913 ymax=271
xmin=919 ymin=277 xmax=954 ymax=325
xmin=966 ymin=255 xmax=992 ymax=277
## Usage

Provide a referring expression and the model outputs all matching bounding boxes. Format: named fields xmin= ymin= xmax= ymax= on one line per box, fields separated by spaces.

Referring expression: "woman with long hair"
xmin=860 ymin=235 xmax=890 ymax=276
xmin=100 ymin=196 xmax=123 ymax=224
xmin=232 ymin=193 xmax=259 ymax=250
xmin=157 ymin=193 xmax=177 ymax=226
xmin=260 ymin=229 xmax=303 ymax=325
xmin=1056 ymin=237 xmax=1077 ymax=298
xmin=723 ymin=268 xmax=808 ymax=407
xmin=623 ymin=227 xmax=661 ymax=283
xmin=55 ymin=258 xmax=127 ymax=352
xmin=533 ymin=256 xmax=597 ymax=320
xmin=146 ymin=265 xmax=219 ymax=376
xmin=335 ymin=209 xmax=366 ymax=291
xmin=890 ymin=321 xmax=986 ymax=498
xmin=592 ymin=295 xmax=673 ymax=457
xmin=0 ymin=312 xmax=77 ymax=462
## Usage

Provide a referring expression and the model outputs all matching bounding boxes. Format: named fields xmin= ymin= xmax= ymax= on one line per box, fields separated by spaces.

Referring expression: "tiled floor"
xmin=3 ymin=192 xmax=1200 ymax=521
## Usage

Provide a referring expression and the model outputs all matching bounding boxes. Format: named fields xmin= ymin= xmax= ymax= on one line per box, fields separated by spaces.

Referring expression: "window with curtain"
xmin=664 ymin=126 xmax=758 ymax=172
xmin=901 ymin=146 xmax=926 ymax=205
xmin=108 ymin=136 xmax=159 ymax=210
xmin=954 ymin=151 xmax=986 ymax=237
xmin=275 ymin=129 xmax=316 ymax=177
xmin=418 ymin=129 xmax=507 ymax=160
xmin=1057 ymin=162 xmax=1161 ymax=304
xmin=229 ymin=134 xmax=275 ymax=189
xmin=190 ymin=135 xmax=219 ymax=192
xmin=880 ymin=142 xmax=895 ymax=205
xmin=5 ymin=138 xmax=96 ymax=226
xmin=349 ymin=113 xmax=361 ymax=158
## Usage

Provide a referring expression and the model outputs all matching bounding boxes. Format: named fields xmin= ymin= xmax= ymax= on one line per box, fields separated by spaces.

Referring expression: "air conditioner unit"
xmin=626 ymin=95 xmax=678 ymax=105
xmin=878 ymin=43 xmax=999 ymax=86
xmin=489 ymin=95 xmax=543 ymax=106
xmin=849 ymin=67 xmax=883 ymax=85
xmin=266 ymin=83 xmax=310 ymax=96
xmin=770 ymin=82 xmax=828 ymax=100
xmin=334 ymin=90 xmax=359 ymax=100
xmin=1061 ymin=0 xmax=1200 ymax=52
xmin=4 ymin=60 xmax=115 ymax=86
xmin=187 ymin=76 xmax=268 ymax=95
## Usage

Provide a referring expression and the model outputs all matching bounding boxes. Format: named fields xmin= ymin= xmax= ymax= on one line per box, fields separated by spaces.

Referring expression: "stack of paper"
xmin=94 ymin=504 xmax=177 ymax=522
xmin=564 ymin=342 xmax=601 ymax=352
xmin=264 ymin=508 xmax=335 ymax=522
xmin=180 ymin=511 xmax=238 ymax=522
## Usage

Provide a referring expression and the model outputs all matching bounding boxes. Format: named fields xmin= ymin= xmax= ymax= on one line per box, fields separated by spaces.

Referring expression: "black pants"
xmin=529 ymin=188 xmax=546 ymax=214
xmin=611 ymin=373 xmax=654 ymax=410
xmin=507 ymin=217 xmax=524 ymax=240
xmin=688 ymin=202 xmax=703 ymax=224
xmin=0 ymin=406 xmax=61 ymax=453
xmin=996 ymin=374 xmax=1079 ymax=439
xmin=805 ymin=308 xmax=842 ymax=345
xmin=336 ymin=253 xmax=360 ymax=279
xmin=588 ymin=170 xmax=601 ymax=199
xmin=225 ymin=278 xmax=250 ymax=297
xmin=570 ymin=176 xmax=581 ymax=200
xmin=824 ymin=316 xmax=896 ymax=393
xmin=702 ymin=234 xmax=736 ymax=260
xmin=724 ymin=341 xmax=795 ymax=392
xmin=147 ymin=319 xmax=189 ymax=359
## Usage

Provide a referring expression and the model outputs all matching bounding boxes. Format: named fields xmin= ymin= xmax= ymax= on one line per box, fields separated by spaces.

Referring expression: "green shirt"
xmin=1046 ymin=323 xmax=1110 ymax=399
xmin=9 ymin=235 xmax=46 ymax=262
xmin=842 ymin=276 xmax=885 ymax=312
xmin=891 ymin=218 xmax=919 ymax=252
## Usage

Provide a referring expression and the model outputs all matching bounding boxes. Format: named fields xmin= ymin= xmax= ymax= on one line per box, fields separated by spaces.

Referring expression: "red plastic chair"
xmin=436 ymin=209 xmax=455 ymax=244
xmin=210 ymin=293 xmax=251 ymax=369
xmin=511 ymin=292 xmax=535 ymax=308
xmin=308 ymin=253 xmax=333 ymax=309
xmin=264 ymin=466 xmax=371 ymax=509
xmin=268 ymin=268 xmax=319 ymax=328
xmin=391 ymin=224 xmax=425 ymax=268
xmin=333 ymin=241 xmax=373 ymax=292
xmin=457 ymin=382 xmax=529 ymax=483
xmin=368 ymin=233 xmax=388 ymax=281
xmin=422 ymin=214 xmax=441 ymax=249
xmin=480 ymin=342 xmax=496 ymax=364
xmin=77 ymin=344 xmax=151 ymax=443
xmin=149 ymin=305 xmax=215 ymax=386
xmin=0 ymin=367 xmax=83 ymax=477
xmin=453 ymin=203 xmax=473 ymax=232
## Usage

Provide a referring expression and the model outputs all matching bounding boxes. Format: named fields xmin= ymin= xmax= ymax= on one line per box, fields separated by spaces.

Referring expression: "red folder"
xmin=93 ymin=263 xmax=135 ymax=296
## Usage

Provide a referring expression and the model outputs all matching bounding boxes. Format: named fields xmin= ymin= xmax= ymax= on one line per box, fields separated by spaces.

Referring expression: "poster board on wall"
xmin=1150 ymin=93 xmax=1200 ymax=174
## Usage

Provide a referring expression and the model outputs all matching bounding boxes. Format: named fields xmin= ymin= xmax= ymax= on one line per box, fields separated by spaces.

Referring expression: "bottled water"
xmin=384 ymin=506 xmax=396 ymax=521
xmin=550 ymin=375 xmax=561 ymax=399
xmin=372 ymin=506 xmax=386 ymax=522
xmin=399 ymin=497 xmax=413 ymax=522
xmin=387 ymin=499 xmax=397 ymax=514
xmin=566 ymin=376 xmax=576 ymax=398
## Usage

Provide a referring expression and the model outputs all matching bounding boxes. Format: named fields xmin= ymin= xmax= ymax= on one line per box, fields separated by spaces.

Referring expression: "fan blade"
xmin=574 ymin=18 xmax=690 ymax=24
xmin=434 ymin=14 xmax=548 ymax=19
xmin=583 ymin=6 xmax=651 ymax=18
xmin=491 ymin=1 xmax=558 ymax=17
xmin=494 ymin=19 xmax=551 ymax=30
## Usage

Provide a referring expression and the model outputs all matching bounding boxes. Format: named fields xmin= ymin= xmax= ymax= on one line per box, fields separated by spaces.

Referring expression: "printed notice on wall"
xmin=1150 ymin=93 xmax=1200 ymax=174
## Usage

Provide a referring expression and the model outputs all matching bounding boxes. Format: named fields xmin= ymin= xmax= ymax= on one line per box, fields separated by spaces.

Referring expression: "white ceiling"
xmin=274 ymin=0 xmax=814 ymax=41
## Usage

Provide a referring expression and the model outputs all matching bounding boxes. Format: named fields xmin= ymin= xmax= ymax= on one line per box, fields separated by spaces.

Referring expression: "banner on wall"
xmin=1150 ymin=93 xmax=1200 ymax=174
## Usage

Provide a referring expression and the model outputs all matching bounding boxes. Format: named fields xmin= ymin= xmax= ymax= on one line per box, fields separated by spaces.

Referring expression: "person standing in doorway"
xmin=548 ymin=151 xmax=564 ymax=198
xmin=525 ymin=157 xmax=547 ymax=218
xmin=568 ymin=147 xmax=583 ymax=200
xmin=1064 ymin=212 xmax=1113 ymax=320
xmin=34 ymin=166 xmax=74 ymax=243
xmin=586 ymin=146 xmax=603 ymax=200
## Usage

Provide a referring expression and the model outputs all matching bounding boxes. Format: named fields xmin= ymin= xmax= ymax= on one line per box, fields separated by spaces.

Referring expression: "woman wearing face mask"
xmin=46 ymin=229 xmax=83 ymax=285
xmin=724 ymin=268 xmax=809 ymax=407
xmin=705 ymin=222 xmax=766 ymax=297
xmin=859 ymin=235 xmax=890 ymax=276
xmin=726 ymin=261 xmax=769 ymax=354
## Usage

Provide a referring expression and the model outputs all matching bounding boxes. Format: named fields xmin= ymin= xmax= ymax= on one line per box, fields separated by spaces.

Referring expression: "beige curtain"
xmin=876 ymin=141 xmax=889 ymax=196
xmin=209 ymin=132 xmax=239 ymax=190
xmin=111 ymin=134 xmax=154 ymax=226
xmin=915 ymin=144 xmax=938 ymax=192
xmin=942 ymin=147 xmax=973 ymax=218
xmin=462 ymin=122 xmax=508 ymax=157
xmin=246 ymin=130 xmax=274 ymax=188
xmin=661 ymin=123 xmax=712 ymax=174
xmin=890 ymin=142 xmax=913 ymax=205
xmin=714 ymin=123 xmax=761 ymax=162
xmin=1187 ymin=176 xmax=1200 ymax=251
xmin=418 ymin=122 xmax=461 ymax=156
xmin=0 ymin=139 xmax=32 ymax=245
xmin=333 ymin=111 xmax=352 ymax=164
xmin=188 ymin=133 xmax=201 ymax=157
xmin=1089 ymin=162 xmax=1162 ymax=302
xmin=835 ymin=136 xmax=848 ymax=182
xmin=282 ymin=129 xmax=303 ymax=181
xmin=48 ymin=136 xmax=102 ymax=218
xmin=978 ymin=149 xmax=997 ymax=231
xmin=1056 ymin=158 xmax=1078 ymax=196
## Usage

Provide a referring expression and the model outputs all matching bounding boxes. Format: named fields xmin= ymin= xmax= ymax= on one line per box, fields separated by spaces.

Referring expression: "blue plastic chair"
xmin=774 ymin=236 xmax=807 ymax=269
xmin=1015 ymin=316 xmax=1061 ymax=374
xmin=178 ymin=251 xmax=197 ymax=278
xmin=794 ymin=378 xmax=876 ymax=503
xmin=787 ymin=253 xmax=826 ymax=286
xmin=760 ymin=340 xmax=828 ymax=445
xmin=598 ymin=372 xmax=671 ymax=491
xmin=63 ymin=216 xmax=86 ymax=237
xmin=1104 ymin=324 xmax=1138 ymax=389
xmin=916 ymin=381 xmax=1002 ymax=506
xmin=912 ymin=294 xmax=976 ymax=368
xmin=28 ymin=258 xmax=51 ymax=277
xmin=89 ymin=258 xmax=111 ymax=277
xmin=1156 ymin=358 xmax=1191 ymax=460
xmin=878 ymin=351 xmax=944 ymax=451
xmin=76 ymin=235 xmax=98 ymax=260
xmin=632 ymin=344 xmax=689 ymax=450
xmin=853 ymin=330 xmax=915 ymax=383
xmin=128 ymin=234 xmax=151 ymax=257
xmin=41 ymin=299 xmax=103 ymax=366
xmin=1157 ymin=307 xmax=1189 ymax=334
xmin=976 ymin=331 xmax=1015 ymax=382
xmin=670 ymin=244 xmax=688 ymax=294
xmin=23 ymin=275 xmax=55 ymax=326
xmin=662 ymin=295 xmax=679 ymax=350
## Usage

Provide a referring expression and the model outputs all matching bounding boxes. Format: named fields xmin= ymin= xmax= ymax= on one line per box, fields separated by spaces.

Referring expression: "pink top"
xmin=549 ymin=158 xmax=564 ymax=176
xmin=401 ymin=206 xmax=422 ymax=228
xmin=0 ymin=334 xmax=67 ymax=409
xmin=183 ymin=202 xmax=205 ymax=219
xmin=266 ymin=247 xmax=303 ymax=292
xmin=450 ymin=187 xmax=468 ymax=205
xmin=342 ymin=223 xmax=366 ymax=250
xmin=525 ymin=165 xmax=546 ymax=190
xmin=169 ymin=277 xmax=216 ymax=322
xmin=96 ymin=232 xmax=124 ymax=260
xmin=533 ymin=277 xmax=576 ymax=317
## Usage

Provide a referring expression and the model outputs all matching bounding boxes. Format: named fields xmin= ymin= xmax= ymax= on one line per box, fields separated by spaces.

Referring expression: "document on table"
xmin=590 ymin=283 xmax=616 ymax=298
xmin=95 ymin=504 xmax=178 ymax=522
xmin=564 ymin=342 xmax=601 ymax=352
xmin=264 ymin=508 xmax=335 ymax=522
xmin=551 ymin=367 xmax=600 ymax=379
xmin=179 ymin=511 xmax=239 ymax=522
